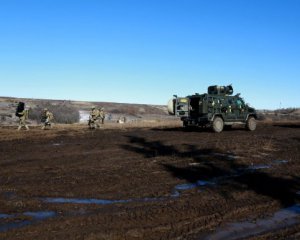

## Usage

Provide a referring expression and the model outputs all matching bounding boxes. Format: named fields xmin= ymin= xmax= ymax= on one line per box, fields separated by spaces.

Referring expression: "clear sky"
xmin=0 ymin=0 xmax=299 ymax=109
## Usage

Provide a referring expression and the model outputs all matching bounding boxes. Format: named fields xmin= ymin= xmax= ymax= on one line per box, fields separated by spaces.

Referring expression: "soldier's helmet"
xmin=100 ymin=107 xmax=104 ymax=111
xmin=44 ymin=108 xmax=48 ymax=111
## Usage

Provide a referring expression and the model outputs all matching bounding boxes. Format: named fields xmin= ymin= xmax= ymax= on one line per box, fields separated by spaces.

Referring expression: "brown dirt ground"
xmin=0 ymin=121 xmax=300 ymax=240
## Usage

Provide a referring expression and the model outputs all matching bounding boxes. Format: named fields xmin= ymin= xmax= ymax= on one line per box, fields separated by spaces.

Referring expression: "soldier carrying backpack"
xmin=16 ymin=102 xmax=29 ymax=131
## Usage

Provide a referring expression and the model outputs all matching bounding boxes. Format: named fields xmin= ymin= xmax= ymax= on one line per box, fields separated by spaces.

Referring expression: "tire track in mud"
xmin=78 ymin=196 xmax=280 ymax=240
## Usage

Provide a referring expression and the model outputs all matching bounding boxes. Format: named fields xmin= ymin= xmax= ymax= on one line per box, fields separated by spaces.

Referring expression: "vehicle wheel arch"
xmin=246 ymin=113 xmax=257 ymax=121
xmin=212 ymin=114 xmax=224 ymax=122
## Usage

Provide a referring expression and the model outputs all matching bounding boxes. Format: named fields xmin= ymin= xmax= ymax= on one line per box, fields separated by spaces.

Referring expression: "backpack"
xmin=15 ymin=102 xmax=25 ymax=117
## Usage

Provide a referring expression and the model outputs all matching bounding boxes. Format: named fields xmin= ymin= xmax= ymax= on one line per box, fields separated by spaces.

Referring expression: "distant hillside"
xmin=257 ymin=108 xmax=300 ymax=121
xmin=0 ymin=97 xmax=170 ymax=125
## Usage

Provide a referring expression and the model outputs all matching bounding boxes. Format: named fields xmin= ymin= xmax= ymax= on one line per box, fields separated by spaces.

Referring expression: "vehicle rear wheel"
xmin=246 ymin=116 xmax=256 ymax=131
xmin=212 ymin=117 xmax=224 ymax=133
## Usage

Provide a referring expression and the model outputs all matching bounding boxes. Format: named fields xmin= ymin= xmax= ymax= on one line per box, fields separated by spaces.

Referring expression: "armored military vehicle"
xmin=168 ymin=85 xmax=257 ymax=132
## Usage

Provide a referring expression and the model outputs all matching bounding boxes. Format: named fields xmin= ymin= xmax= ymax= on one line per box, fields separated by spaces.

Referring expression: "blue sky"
xmin=0 ymin=0 xmax=299 ymax=109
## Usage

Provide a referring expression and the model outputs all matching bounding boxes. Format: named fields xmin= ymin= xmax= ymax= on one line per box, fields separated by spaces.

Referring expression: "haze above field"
xmin=0 ymin=0 xmax=299 ymax=109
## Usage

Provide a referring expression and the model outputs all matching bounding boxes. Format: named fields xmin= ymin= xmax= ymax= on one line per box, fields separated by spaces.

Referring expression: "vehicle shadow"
xmin=121 ymin=135 xmax=300 ymax=207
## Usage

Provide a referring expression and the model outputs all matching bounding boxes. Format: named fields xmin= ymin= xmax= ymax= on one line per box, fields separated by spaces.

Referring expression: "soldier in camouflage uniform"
xmin=17 ymin=108 xmax=29 ymax=131
xmin=41 ymin=108 xmax=54 ymax=130
xmin=99 ymin=107 xmax=105 ymax=125
xmin=88 ymin=107 xmax=101 ymax=129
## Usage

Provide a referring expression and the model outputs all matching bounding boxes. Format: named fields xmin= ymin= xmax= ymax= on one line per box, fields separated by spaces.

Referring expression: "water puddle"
xmin=0 ymin=213 xmax=13 ymax=219
xmin=0 ymin=220 xmax=32 ymax=232
xmin=246 ymin=159 xmax=288 ymax=170
xmin=171 ymin=190 xmax=180 ymax=198
xmin=247 ymin=164 xmax=271 ymax=170
xmin=43 ymin=195 xmax=171 ymax=205
xmin=43 ymin=197 xmax=132 ymax=205
xmin=23 ymin=211 xmax=56 ymax=220
xmin=0 ymin=211 xmax=56 ymax=232
xmin=212 ymin=153 xmax=236 ymax=160
xmin=273 ymin=159 xmax=289 ymax=164
xmin=196 ymin=153 xmax=237 ymax=160
xmin=174 ymin=180 xmax=214 ymax=191
xmin=203 ymin=204 xmax=300 ymax=240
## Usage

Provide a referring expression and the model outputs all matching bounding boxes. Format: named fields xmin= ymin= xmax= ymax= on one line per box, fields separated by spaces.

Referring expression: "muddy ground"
xmin=0 ymin=121 xmax=300 ymax=240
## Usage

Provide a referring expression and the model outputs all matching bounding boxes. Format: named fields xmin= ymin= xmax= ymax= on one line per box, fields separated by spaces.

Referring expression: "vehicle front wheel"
xmin=212 ymin=117 xmax=224 ymax=133
xmin=246 ymin=116 xmax=256 ymax=131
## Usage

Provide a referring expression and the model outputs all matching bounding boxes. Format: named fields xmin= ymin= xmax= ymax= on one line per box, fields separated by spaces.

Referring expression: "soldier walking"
xmin=16 ymin=102 xmax=29 ymax=131
xmin=99 ymin=107 xmax=105 ymax=125
xmin=41 ymin=108 xmax=54 ymax=130
xmin=88 ymin=107 xmax=100 ymax=129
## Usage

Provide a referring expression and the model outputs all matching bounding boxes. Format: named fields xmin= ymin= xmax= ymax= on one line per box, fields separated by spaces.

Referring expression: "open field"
xmin=0 ymin=121 xmax=300 ymax=239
